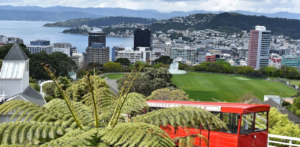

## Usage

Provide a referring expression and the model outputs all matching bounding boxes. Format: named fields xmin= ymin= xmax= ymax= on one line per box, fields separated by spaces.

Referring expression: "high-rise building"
xmin=26 ymin=40 xmax=53 ymax=54
xmin=247 ymin=26 xmax=271 ymax=70
xmin=112 ymin=46 xmax=125 ymax=61
xmin=134 ymin=28 xmax=151 ymax=51
xmin=88 ymin=32 xmax=106 ymax=47
xmin=85 ymin=43 xmax=109 ymax=64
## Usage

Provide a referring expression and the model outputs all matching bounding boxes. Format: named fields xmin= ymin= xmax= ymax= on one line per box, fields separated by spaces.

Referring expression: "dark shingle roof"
xmin=264 ymin=99 xmax=300 ymax=123
xmin=263 ymin=99 xmax=283 ymax=109
xmin=3 ymin=43 xmax=29 ymax=61
xmin=21 ymin=86 xmax=46 ymax=106
xmin=250 ymin=97 xmax=263 ymax=104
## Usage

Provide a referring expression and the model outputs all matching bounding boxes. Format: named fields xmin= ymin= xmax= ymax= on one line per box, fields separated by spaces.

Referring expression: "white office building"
xmin=53 ymin=43 xmax=71 ymax=56
xmin=171 ymin=46 xmax=197 ymax=64
xmin=117 ymin=47 xmax=152 ymax=63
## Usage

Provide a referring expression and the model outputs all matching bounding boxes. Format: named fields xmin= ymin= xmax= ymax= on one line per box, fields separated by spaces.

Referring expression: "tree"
xmin=103 ymin=61 xmax=122 ymax=72
xmin=116 ymin=58 xmax=131 ymax=66
xmin=30 ymin=51 xmax=77 ymax=79
xmin=54 ymin=77 xmax=72 ymax=98
xmin=117 ymin=67 xmax=176 ymax=96
xmin=0 ymin=59 xmax=2 ymax=69
xmin=0 ymin=44 xmax=30 ymax=59
xmin=292 ymin=97 xmax=300 ymax=117
xmin=154 ymin=56 xmax=173 ymax=64
xmin=43 ymin=82 xmax=56 ymax=97
xmin=0 ymin=64 xmax=227 ymax=146
xmin=146 ymin=88 xmax=192 ymax=101
xmin=269 ymin=108 xmax=300 ymax=138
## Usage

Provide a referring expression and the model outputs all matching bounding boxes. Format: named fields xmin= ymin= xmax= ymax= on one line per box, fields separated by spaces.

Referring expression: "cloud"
xmin=0 ymin=0 xmax=300 ymax=14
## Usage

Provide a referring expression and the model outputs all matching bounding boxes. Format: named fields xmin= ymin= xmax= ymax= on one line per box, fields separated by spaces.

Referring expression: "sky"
xmin=0 ymin=0 xmax=299 ymax=13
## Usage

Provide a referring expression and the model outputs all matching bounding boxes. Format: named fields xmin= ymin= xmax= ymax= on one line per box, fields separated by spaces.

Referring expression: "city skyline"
xmin=0 ymin=0 xmax=299 ymax=14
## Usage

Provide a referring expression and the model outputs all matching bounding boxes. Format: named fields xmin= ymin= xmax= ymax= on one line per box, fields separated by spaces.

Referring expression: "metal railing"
xmin=268 ymin=134 xmax=300 ymax=147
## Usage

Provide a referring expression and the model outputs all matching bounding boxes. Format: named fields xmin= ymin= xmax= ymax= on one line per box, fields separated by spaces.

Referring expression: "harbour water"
xmin=0 ymin=20 xmax=133 ymax=53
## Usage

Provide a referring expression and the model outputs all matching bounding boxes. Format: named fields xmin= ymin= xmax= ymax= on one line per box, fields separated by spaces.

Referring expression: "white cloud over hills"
xmin=0 ymin=0 xmax=299 ymax=14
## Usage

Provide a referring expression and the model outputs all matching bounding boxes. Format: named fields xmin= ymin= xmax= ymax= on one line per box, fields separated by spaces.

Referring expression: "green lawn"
xmin=290 ymin=80 xmax=300 ymax=86
xmin=172 ymin=72 xmax=297 ymax=102
xmin=102 ymin=74 xmax=125 ymax=79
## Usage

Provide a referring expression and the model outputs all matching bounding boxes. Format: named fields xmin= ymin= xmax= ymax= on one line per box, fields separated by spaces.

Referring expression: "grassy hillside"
xmin=172 ymin=72 xmax=297 ymax=102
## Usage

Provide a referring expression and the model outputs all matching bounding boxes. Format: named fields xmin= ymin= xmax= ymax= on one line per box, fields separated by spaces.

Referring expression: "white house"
xmin=0 ymin=43 xmax=46 ymax=106
xmin=0 ymin=44 xmax=46 ymax=122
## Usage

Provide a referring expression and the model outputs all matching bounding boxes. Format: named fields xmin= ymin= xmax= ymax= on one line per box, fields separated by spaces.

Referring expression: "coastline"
xmin=61 ymin=32 xmax=133 ymax=38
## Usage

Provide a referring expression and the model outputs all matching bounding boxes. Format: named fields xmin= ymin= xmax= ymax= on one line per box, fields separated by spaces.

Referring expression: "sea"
xmin=0 ymin=20 xmax=133 ymax=53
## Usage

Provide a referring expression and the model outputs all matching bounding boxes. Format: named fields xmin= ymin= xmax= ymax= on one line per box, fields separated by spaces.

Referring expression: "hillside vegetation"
xmin=150 ymin=12 xmax=300 ymax=38
xmin=44 ymin=17 xmax=157 ymax=27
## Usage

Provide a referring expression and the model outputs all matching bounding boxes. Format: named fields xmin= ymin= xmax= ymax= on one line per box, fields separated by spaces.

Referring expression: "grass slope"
xmin=102 ymin=74 xmax=125 ymax=79
xmin=172 ymin=72 xmax=297 ymax=102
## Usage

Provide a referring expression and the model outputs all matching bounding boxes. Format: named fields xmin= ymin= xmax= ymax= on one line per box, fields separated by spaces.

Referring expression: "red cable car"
xmin=146 ymin=100 xmax=270 ymax=147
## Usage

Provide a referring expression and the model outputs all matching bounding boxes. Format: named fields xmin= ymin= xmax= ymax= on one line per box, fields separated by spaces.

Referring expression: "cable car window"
xmin=240 ymin=113 xmax=254 ymax=135
xmin=255 ymin=111 xmax=268 ymax=132
xmin=219 ymin=113 xmax=239 ymax=134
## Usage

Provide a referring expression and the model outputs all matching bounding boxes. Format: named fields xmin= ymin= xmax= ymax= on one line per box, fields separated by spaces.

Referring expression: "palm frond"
xmin=0 ymin=122 xmax=65 ymax=145
xmin=99 ymin=123 xmax=175 ymax=147
xmin=132 ymin=106 xmax=228 ymax=130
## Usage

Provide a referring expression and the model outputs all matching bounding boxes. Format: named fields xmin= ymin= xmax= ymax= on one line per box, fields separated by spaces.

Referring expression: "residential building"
xmin=197 ymin=52 xmax=206 ymax=63
xmin=112 ymin=46 xmax=125 ymax=61
xmin=137 ymin=47 xmax=152 ymax=62
xmin=0 ymin=36 xmax=23 ymax=44
xmin=206 ymin=54 xmax=216 ymax=62
xmin=247 ymin=26 xmax=271 ymax=70
xmin=71 ymin=53 xmax=85 ymax=69
xmin=53 ymin=43 xmax=71 ymax=56
xmin=26 ymin=40 xmax=53 ymax=54
xmin=281 ymin=55 xmax=300 ymax=67
xmin=171 ymin=46 xmax=197 ymax=64
xmin=85 ymin=43 xmax=109 ymax=64
xmin=88 ymin=32 xmax=106 ymax=47
xmin=70 ymin=46 xmax=77 ymax=56
xmin=134 ymin=28 xmax=151 ymax=50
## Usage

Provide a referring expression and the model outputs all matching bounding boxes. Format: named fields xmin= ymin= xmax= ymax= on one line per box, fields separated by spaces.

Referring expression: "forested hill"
xmin=149 ymin=12 xmax=300 ymax=38
xmin=44 ymin=17 xmax=157 ymax=27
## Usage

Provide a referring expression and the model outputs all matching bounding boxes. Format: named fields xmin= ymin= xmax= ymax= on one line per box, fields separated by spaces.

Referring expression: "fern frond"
xmin=41 ymin=128 xmax=103 ymax=147
xmin=99 ymin=123 xmax=175 ymax=147
xmin=132 ymin=106 xmax=228 ymax=130
xmin=44 ymin=99 xmax=94 ymax=126
xmin=0 ymin=122 xmax=66 ymax=145
xmin=0 ymin=100 xmax=58 ymax=123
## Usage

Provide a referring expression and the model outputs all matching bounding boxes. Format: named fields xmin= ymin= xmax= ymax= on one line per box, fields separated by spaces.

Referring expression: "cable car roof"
xmin=146 ymin=100 xmax=270 ymax=113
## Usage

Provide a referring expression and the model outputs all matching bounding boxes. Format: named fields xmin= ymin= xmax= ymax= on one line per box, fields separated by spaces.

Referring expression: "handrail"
xmin=268 ymin=134 xmax=300 ymax=147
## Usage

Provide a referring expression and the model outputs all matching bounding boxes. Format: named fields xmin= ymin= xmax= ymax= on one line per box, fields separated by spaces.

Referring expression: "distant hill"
xmin=0 ymin=9 xmax=100 ymax=21
xmin=2 ymin=5 xmax=300 ymax=20
xmin=149 ymin=12 xmax=300 ymax=38
xmin=44 ymin=17 xmax=157 ymax=27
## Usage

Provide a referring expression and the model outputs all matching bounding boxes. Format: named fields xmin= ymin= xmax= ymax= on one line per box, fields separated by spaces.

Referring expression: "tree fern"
xmin=132 ymin=106 xmax=227 ymax=130
xmin=0 ymin=122 xmax=65 ymax=145
xmin=99 ymin=123 xmax=175 ymax=147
